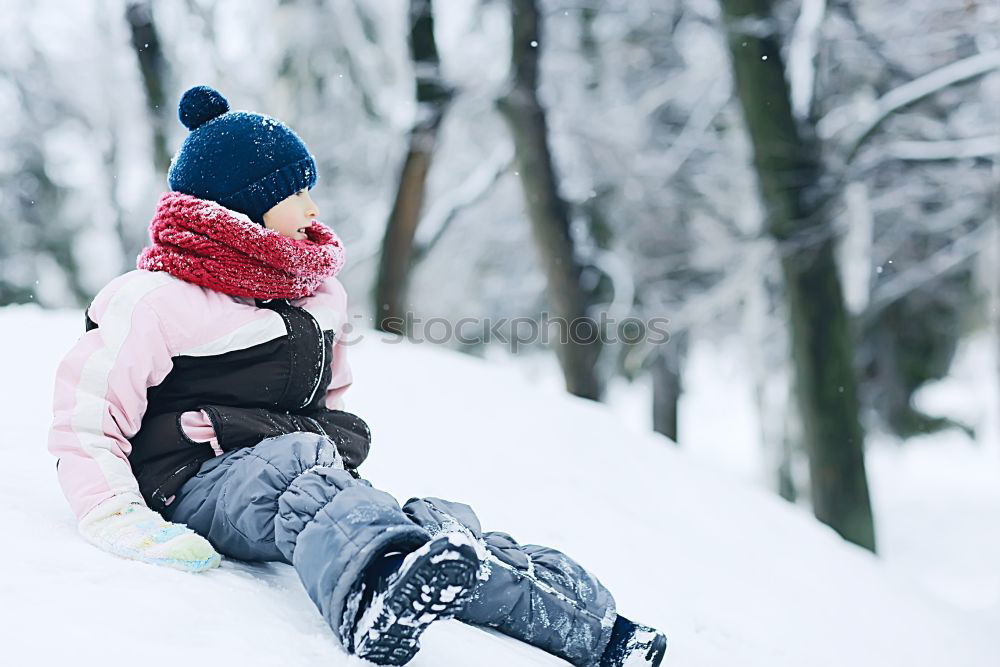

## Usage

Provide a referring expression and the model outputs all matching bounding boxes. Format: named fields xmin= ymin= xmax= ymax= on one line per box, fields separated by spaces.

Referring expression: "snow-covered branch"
xmin=864 ymin=218 xmax=994 ymax=321
xmin=660 ymin=78 xmax=731 ymax=184
xmin=884 ymin=136 xmax=1000 ymax=161
xmin=413 ymin=143 xmax=514 ymax=261
xmin=634 ymin=70 xmax=689 ymax=120
xmin=328 ymin=0 xmax=404 ymax=126
xmin=787 ymin=0 xmax=827 ymax=121
xmin=839 ymin=50 xmax=1000 ymax=162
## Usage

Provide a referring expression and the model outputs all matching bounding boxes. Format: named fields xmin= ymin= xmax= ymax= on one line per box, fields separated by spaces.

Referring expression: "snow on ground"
xmin=1 ymin=303 xmax=997 ymax=666
xmin=867 ymin=330 xmax=1000 ymax=614
xmin=504 ymin=322 xmax=1000 ymax=626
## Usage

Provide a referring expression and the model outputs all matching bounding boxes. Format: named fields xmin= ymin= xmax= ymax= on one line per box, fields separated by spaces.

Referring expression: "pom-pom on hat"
xmin=167 ymin=85 xmax=317 ymax=225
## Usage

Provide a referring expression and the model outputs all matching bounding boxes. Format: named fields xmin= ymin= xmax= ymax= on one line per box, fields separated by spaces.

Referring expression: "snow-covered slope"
xmin=1 ymin=304 xmax=996 ymax=666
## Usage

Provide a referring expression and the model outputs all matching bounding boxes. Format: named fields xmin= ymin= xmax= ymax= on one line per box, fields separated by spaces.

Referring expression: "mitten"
xmin=78 ymin=493 xmax=221 ymax=572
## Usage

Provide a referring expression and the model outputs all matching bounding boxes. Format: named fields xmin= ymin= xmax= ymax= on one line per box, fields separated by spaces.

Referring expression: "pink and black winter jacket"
xmin=48 ymin=269 xmax=371 ymax=519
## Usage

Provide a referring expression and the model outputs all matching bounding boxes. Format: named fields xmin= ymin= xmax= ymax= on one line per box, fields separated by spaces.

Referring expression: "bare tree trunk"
xmin=375 ymin=0 xmax=452 ymax=335
xmin=719 ymin=0 xmax=876 ymax=551
xmin=651 ymin=330 xmax=686 ymax=443
xmin=125 ymin=1 xmax=172 ymax=176
xmin=497 ymin=0 xmax=602 ymax=400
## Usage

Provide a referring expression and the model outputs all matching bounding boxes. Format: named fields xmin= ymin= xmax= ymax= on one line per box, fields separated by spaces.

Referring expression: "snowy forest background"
xmin=1 ymin=0 xmax=998 ymax=624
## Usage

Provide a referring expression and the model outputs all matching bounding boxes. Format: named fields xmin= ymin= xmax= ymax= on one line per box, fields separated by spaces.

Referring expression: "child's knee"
xmin=250 ymin=431 xmax=342 ymax=481
xmin=218 ymin=433 xmax=342 ymax=527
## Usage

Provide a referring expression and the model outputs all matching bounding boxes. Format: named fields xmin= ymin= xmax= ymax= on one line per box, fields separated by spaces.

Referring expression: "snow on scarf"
xmin=137 ymin=191 xmax=345 ymax=299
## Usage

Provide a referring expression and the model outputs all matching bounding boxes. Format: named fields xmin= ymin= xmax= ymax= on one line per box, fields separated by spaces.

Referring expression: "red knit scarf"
xmin=137 ymin=191 xmax=346 ymax=299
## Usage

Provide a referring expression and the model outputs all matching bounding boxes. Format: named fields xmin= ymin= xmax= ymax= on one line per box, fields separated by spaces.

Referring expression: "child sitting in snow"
xmin=48 ymin=85 xmax=667 ymax=667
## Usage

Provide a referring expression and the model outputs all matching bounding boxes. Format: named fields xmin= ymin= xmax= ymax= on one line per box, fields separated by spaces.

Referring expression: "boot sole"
xmin=646 ymin=633 xmax=667 ymax=666
xmin=607 ymin=628 xmax=668 ymax=666
xmin=353 ymin=533 xmax=480 ymax=665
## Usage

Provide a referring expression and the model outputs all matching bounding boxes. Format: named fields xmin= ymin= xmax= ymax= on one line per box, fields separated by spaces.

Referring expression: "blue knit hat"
xmin=167 ymin=85 xmax=318 ymax=225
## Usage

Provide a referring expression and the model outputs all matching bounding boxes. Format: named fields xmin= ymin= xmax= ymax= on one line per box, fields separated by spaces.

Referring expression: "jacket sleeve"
xmin=196 ymin=405 xmax=372 ymax=471
xmin=48 ymin=283 xmax=175 ymax=520
xmin=324 ymin=322 xmax=354 ymax=411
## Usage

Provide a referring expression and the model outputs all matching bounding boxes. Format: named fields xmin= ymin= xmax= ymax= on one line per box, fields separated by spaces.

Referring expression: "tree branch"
xmin=863 ymin=218 xmax=993 ymax=322
xmin=412 ymin=143 xmax=514 ymax=263
xmin=840 ymin=50 xmax=1000 ymax=162
xmin=787 ymin=0 xmax=827 ymax=122
xmin=884 ymin=135 xmax=1000 ymax=161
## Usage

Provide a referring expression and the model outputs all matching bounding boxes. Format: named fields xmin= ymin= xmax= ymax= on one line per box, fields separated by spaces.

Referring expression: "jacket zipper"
xmin=300 ymin=307 xmax=326 ymax=409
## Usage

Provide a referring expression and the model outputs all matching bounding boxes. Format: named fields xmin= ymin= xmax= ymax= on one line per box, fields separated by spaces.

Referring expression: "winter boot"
xmin=347 ymin=532 xmax=481 ymax=665
xmin=599 ymin=614 xmax=668 ymax=666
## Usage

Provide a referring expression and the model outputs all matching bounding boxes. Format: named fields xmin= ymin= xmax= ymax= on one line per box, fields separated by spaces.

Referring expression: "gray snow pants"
xmin=162 ymin=431 xmax=617 ymax=666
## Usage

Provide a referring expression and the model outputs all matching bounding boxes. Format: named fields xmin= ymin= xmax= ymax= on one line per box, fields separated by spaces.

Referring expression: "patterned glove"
xmin=78 ymin=493 xmax=221 ymax=573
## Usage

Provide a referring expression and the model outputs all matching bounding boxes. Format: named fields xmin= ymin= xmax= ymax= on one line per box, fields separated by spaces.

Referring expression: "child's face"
xmin=262 ymin=188 xmax=320 ymax=240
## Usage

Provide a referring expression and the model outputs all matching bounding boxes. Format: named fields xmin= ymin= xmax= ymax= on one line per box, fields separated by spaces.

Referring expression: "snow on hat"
xmin=166 ymin=85 xmax=318 ymax=225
